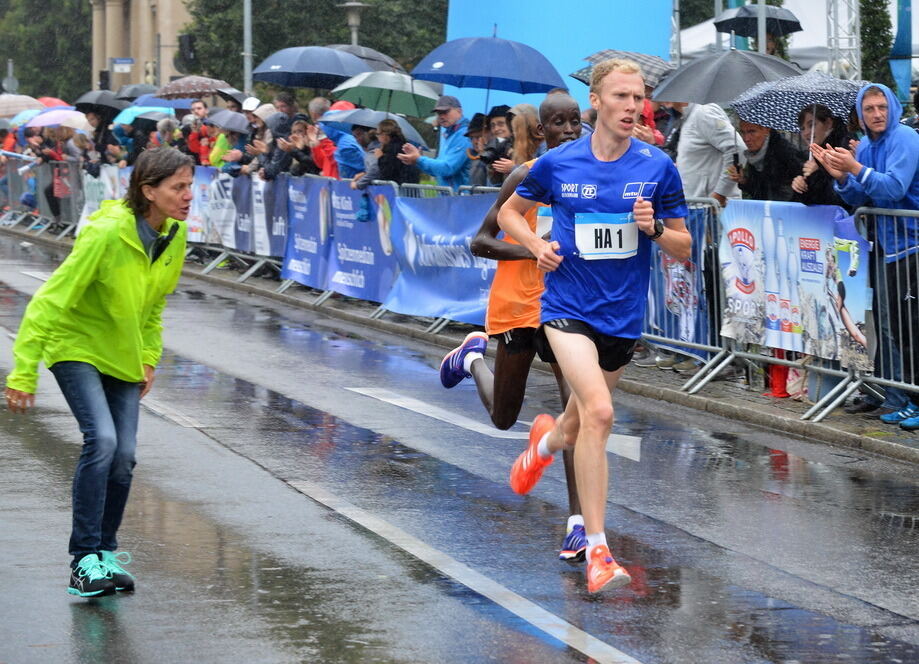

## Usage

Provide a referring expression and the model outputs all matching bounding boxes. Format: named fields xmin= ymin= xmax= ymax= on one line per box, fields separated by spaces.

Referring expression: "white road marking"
xmin=288 ymin=479 xmax=643 ymax=664
xmin=142 ymin=397 xmax=205 ymax=428
xmin=346 ymin=386 xmax=642 ymax=461
xmin=20 ymin=270 xmax=50 ymax=282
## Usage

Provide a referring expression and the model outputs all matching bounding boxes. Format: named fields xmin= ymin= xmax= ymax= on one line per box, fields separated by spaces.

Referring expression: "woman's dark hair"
xmin=797 ymin=103 xmax=835 ymax=127
xmin=124 ymin=147 xmax=194 ymax=216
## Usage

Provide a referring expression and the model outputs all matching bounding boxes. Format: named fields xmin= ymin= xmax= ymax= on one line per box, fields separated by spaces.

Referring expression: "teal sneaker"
xmin=68 ymin=554 xmax=115 ymax=598
xmin=100 ymin=550 xmax=136 ymax=592
xmin=879 ymin=403 xmax=919 ymax=425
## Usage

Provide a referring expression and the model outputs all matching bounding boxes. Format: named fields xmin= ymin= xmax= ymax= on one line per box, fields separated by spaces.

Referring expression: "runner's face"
xmin=144 ymin=166 xmax=194 ymax=221
xmin=541 ymin=106 xmax=582 ymax=149
xmin=590 ymin=71 xmax=644 ymax=141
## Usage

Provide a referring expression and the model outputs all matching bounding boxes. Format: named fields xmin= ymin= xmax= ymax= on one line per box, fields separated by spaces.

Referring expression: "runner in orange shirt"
xmin=439 ymin=93 xmax=588 ymax=562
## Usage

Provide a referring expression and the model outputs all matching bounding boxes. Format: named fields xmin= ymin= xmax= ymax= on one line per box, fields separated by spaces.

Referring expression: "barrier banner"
xmin=207 ymin=172 xmax=240 ymax=250
xmin=187 ymin=167 xmax=215 ymax=243
xmin=719 ymin=199 xmax=871 ymax=369
xmin=324 ymin=180 xmax=399 ymax=302
xmin=646 ymin=206 xmax=710 ymax=356
xmin=232 ymin=174 xmax=253 ymax=252
xmin=281 ymin=176 xmax=331 ymax=289
xmin=78 ymin=164 xmax=120 ymax=232
xmin=383 ymin=193 xmax=497 ymax=324
xmin=250 ymin=174 xmax=288 ymax=257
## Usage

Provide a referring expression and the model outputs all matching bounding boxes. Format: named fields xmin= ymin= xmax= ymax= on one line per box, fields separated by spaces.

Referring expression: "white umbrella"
xmin=0 ymin=93 xmax=44 ymax=118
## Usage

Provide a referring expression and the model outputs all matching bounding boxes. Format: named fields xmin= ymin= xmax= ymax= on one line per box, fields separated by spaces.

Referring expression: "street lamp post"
xmin=338 ymin=2 xmax=370 ymax=46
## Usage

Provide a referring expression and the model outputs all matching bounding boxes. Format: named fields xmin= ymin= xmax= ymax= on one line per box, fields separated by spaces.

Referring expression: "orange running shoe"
xmin=586 ymin=545 xmax=632 ymax=593
xmin=509 ymin=414 xmax=555 ymax=494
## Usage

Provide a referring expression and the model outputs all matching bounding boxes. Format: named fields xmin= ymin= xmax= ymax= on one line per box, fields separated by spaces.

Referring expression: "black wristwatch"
xmin=649 ymin=218 xmax=665 ymax=240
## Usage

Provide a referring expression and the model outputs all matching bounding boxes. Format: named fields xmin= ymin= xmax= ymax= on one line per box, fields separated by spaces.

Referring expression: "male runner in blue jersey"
xmin=497 ymin=59 xmax=691 ymax=593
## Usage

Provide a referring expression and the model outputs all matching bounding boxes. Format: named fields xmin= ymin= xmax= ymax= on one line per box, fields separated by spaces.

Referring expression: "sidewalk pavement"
xmin=3 ymin=225 xmax=918 ymax=466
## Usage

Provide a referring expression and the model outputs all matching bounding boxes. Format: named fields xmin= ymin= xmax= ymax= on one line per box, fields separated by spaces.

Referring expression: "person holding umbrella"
xmin=497 ymin=59 xmax=691 ymax=593
xmin=397 ymin=95 xmax=471 ymax=191
xmin=4 ymin=147 xmax=193 ymax=597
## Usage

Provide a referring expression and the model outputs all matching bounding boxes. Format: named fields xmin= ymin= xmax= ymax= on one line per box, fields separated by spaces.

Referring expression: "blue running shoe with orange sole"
xmin=439 ymin=332 xmax=489 ymax=388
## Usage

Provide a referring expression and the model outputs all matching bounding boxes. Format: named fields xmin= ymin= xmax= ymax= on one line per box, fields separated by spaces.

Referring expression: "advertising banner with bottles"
xmin=719 ymin=200 xmax=872 ymax=370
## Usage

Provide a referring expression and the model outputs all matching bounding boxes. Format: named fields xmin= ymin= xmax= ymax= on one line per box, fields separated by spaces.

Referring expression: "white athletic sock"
xmin=566 ymin=514 xmax=584 ymax=533
xmin=585 ymin=532 xmax=608 ymax=561
xmin=536 ymin=431 xmax=554 ymax=459
xmin=462 ymin=352 xmax=483 ymax=374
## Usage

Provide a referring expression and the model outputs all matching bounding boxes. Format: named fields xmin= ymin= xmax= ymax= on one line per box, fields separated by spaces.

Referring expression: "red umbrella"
xmin=38 ymin=96 xmax=68 ymax=107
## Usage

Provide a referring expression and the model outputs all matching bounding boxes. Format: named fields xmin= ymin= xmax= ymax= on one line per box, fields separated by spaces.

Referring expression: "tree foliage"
xmin=860 ymin=0 xmax=894 ymax=87
xmin=183 ymin=0 xmax=448 ymax=91
xmin=0 ymin=0 xmax=91 ymax=101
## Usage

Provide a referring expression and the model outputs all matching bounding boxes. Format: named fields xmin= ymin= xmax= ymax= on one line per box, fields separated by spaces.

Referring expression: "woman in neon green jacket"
xmin=4 ymin=147 xmax=192 ymax=598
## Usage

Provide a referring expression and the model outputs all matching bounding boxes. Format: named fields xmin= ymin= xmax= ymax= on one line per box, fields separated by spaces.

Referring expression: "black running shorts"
xmin=543 ymin=318 xmax=637 ymax=372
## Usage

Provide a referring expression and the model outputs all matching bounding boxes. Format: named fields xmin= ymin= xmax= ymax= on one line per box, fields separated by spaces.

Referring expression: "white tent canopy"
xmin=680 ymin=0 xmax=918 ymax=73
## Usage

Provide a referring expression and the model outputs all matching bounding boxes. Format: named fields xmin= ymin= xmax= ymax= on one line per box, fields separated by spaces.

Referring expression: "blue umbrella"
xmin=9 ymin=108 xmax=42 ymax=126
xmin=319 ymin=108 xmax=429 ymax=150
xmin=132 ymin=93 xmax=197 ymax=109
xmin=112 ymin=106 xmax=175 ymax=126
xmin=411 ymin=37 xmax=565 ymax=95
xmin=253 ymin=46 xmax=372 ymax=89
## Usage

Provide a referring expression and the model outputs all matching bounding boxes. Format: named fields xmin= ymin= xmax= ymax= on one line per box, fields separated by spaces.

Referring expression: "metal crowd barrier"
xmin=398 ymin=182 xmax=454 ymax=198
xmin=457 ymin=185 xmax=501 ymax=195
xmin=4 ymin=156 xmax=917 ymax=422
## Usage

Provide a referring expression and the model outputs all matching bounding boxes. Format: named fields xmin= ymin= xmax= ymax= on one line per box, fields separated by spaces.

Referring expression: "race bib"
xmin=536 ymin=206 xmax=553 ymax=239
xmin=574 ymin=212 xmax=638 ymax=260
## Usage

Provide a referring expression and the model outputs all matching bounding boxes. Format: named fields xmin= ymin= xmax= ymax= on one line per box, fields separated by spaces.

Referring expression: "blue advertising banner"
xmin=232 ymin=174 xmax=253 ymax=253
xmin=719 ymin=200 xmax=871 ymax=369
xmin=281 ymin=176 xmax=331 ymax=289
xmin=383 ymin=193 xmax=498 ymax=324
xmin=645 ymin=206 xmax=710 ymax=357
xmin=207 ymin=172 xmax=239 ymax=250
xmin=324 ymin=180 xmax=399 ymax=302
xmin=250 ymin=174 xmax=289 ymax=257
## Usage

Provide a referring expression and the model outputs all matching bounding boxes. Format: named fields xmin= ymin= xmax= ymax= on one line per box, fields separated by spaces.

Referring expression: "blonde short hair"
xmin=589 ymin=59 xmax=644 ymax=95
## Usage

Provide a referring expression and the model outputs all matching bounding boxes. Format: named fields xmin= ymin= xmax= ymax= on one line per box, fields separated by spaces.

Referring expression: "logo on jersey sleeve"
xmin=622 ymin=182 xmax=659 ymax=199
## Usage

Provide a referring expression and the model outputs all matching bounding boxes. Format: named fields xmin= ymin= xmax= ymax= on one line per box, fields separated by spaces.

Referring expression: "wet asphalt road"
xmin=2 ymin=236 xmax=919 ymax=664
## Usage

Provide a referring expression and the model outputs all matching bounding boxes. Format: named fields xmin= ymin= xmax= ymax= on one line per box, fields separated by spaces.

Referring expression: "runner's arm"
xmin=498 ymin=193 xmax=563 ymax=272
xmin=471 ymin=164 xmax=534 ymax=261
xmin=655 ymin=218 xmax=692 ymax=261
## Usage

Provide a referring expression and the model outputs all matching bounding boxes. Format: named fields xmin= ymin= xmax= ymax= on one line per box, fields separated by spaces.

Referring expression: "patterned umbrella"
xmin=155 ymin=75 xmax=231 ymax=99
xmin=9 ymin=108 xmax=41 ymax=126
xmin=0 ymin=93 xmax=43 ymax=117
xmin=729 ymin=71 xmax=867 ymax=132
xmin=575 ymin=50 xmax=677 ymax=89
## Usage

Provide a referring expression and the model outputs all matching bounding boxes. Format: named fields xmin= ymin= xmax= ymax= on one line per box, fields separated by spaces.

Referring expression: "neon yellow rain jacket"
xmin=6 ymin=199 xmax=186 ymax=393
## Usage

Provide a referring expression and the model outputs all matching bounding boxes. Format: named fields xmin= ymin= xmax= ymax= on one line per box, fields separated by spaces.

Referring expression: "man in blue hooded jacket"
xmin=318 ymin=122 xmax=366 ymax=180
xmin=812 ymin=83 xmax=919 ymax=430
xmin=397 ymin=95 xmax=471 ymax=190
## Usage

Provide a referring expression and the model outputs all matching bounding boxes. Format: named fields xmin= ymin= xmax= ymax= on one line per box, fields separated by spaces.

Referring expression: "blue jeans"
xmin=50 ymin=361 xmax=141 ymax=566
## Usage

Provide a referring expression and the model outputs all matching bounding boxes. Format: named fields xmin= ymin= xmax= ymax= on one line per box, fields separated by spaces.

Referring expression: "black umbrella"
xmin=714 ymin=5 xmax=803 ymax=39
xmin=253 ymin=46 xmax=372 ymax=89
xmin=133 ymin=110 xmax=172 ymax=132
xmin=652 ymin=48 xmax=801 ymax=105
xmin=115 ymin=83 xmax=158 ymax=101
xmin=327 ymin=44 xmax=406 ymax=73
xmin=216 ymin=87 xmax=246 ymax=106
xmin=74 ymin=90 xmax=129 ymax=120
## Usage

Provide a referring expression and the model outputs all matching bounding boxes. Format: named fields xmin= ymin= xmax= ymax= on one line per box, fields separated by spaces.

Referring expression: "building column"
xmin=91 ymin=0 xmax=106 ymax=89
xmin=136 ymin=0 xmax=153 ymax=85
xmin=104 ymin=0 xmax=125 ymax=90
